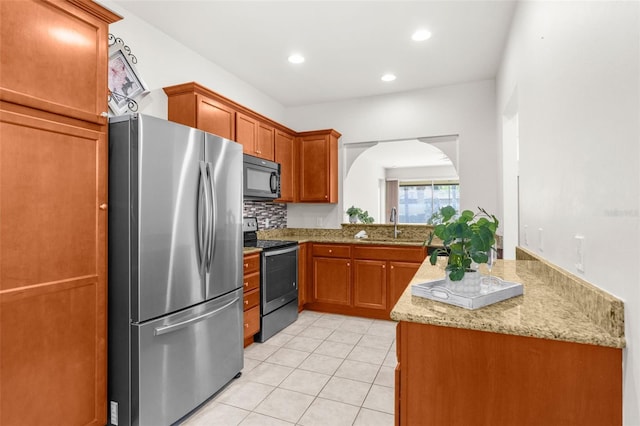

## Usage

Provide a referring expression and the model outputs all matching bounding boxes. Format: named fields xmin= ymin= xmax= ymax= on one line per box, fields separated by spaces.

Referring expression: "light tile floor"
xmin=180 ymin=311 xmax=396 ymax=426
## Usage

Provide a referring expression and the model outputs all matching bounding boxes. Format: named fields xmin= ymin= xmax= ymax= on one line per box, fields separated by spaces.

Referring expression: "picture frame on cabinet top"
xmin=107 ymin=36 xmax=147 ymax=115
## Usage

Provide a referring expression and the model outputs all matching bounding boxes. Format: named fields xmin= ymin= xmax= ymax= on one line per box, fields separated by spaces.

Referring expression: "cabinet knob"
xmin=382 ymin=265 xmax=385 ymax=269
xmin=347 ymin=262 xmax=350 ymax=267
xmin=324 ymin=195 xmax=328 ymax=199
xmin=244 ymin=263 xmax=249 ymax=268
xmin=99 ymin=203 xmax=108 ymax=210
xmin=390 ymin=265 xmax=394 ymax=269
xmin=100 ymin=112 xmax=108 ymax=118
xmin=245 ymin=323 xmax=249 ymax=328
xmin=329 ymin=249 xmax=333 ymax=253
xmin=244 ymin=300 xmax=248 ymax=305
xmin=244 ymin=282 xmax=249 ymax=287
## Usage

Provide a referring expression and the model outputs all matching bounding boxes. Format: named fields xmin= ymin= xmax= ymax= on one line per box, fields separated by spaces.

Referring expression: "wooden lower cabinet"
xmin=243 ymin=253 xmax=260 ymax=346
xmin=297 ymin=242 xmax=309 ymax=311
xmin=0 ymin=107 xmax=109 ymax=426
xmin=388 ymin=261 xmax=422 ymax=308
xmin=396 ymin=321 xmax=622 ymax=426
xmin=306 ymin=243 xmax=425 ymax=319
xmin=353 ymin=259 xmax=387 ymax=311
xmin=312 ymin=257 xmax=351 ymax=305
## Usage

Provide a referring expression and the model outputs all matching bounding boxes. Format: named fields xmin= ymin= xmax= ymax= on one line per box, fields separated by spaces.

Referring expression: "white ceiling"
xmin=114 ymin=0 xmax=517 ymax=107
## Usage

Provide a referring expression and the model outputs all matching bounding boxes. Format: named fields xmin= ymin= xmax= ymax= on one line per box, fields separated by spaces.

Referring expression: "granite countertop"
xmin=391 ymin=257 xmax=626 ymax=349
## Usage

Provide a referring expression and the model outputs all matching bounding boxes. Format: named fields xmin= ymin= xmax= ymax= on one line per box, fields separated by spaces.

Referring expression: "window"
xmin=398 ymin=181 xmax=459 ymax=223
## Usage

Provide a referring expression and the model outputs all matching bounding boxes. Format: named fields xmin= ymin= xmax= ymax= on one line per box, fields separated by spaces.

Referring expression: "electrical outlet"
xmin=265 ymin=218 xmax=269 ymax=228
xmin=575 ymin=235 xmax=585 ymax=272
xmin=316 ymin=217 xmax=323 ymax=227
xmin=538 ymin=228 xmax=543 ymax=252
xmin=523 ymin=225 xmax=528 ymax=245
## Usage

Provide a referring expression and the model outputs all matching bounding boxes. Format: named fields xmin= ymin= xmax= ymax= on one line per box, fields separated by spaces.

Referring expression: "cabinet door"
xmin=275 ymin=130 xmax=296 ymax=202
xmin=299 ymin=134 xmax=330 ymax=202
xmin=312 ymin=257 xmax=351 ymax=305
xmin=353 ymin=259 xmax=387 ymax=311
xmin=236 ymin=111 xmax=257 ymax=154
xmin=197 ymin=95 xmax=235 ymax=140
xmin=389 ymin=261 xmax=422 ymax=309
xmin=0 ymin=109 xmax=107 ymax=426
xmin=256 ymin=122 xmax=275 ymax=160
xmin=0 ymin=0 xmax=118 ymax=123
xmin=298 ymin=243 xmax=308 ymax=311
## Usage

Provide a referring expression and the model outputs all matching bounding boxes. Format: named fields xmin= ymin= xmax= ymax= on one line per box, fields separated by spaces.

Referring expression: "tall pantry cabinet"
xmin=0 ymin=1 xmax=120 ymax=425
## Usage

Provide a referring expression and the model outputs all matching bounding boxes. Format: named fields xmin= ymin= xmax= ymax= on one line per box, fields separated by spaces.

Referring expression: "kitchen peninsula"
xmin=391 ymin=247 xmax=625 ymax=426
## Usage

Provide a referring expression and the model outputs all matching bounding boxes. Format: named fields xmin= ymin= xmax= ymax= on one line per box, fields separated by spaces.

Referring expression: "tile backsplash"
xmin=243 ymin=201 xmax=287 ymax=230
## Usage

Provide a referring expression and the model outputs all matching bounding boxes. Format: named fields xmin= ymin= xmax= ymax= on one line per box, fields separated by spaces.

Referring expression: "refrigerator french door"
xmin=107 ymin=114 xmax=243 ymax=426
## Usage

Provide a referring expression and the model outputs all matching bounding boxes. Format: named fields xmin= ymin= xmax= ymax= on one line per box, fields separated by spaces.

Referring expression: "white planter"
xmin=445 ymin=270 xmax=481 ymax=295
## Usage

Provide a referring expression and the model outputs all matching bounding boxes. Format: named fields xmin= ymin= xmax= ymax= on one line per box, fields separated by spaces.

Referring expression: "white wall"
xmin=98 ymin=0 xmax=285 ymax=122
xmin=497 ymin=2 xmax=640 ymax=424
xmin=285 ymin=80 xmax=498 ymax=229
xmin=344 ymin=159 xmax=385 ymax=224
xmin=386 ymin=165 xmax=458 ymax=181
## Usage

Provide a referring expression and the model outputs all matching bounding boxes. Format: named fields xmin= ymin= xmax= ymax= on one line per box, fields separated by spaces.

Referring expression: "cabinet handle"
xmin=99 ymin=203 xmax=108 ymax=210
xmin=100 ymin=112 xmax=108 ymax=118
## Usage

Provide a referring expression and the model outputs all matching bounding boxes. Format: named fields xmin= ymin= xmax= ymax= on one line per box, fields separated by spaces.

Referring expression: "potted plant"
xmin=427 ymin=206 xmax=499 ymax=290
xmin=346 ymin=206 xmax=375 ymax=224
xmin=346 ymin=206 xmax=362 ymax=223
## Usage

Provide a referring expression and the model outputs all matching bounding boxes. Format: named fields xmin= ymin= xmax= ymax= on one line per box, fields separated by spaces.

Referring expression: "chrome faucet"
xmin=390 ymin=207 xmax=401 ymax=239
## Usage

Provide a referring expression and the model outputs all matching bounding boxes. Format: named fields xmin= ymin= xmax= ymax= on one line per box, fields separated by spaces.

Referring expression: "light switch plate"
xmin=575 ymin=235 xmax=585 ymax=272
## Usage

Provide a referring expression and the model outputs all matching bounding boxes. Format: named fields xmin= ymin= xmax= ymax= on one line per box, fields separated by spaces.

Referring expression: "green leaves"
xmin=428 ymin=206 xmax=499 ymax=281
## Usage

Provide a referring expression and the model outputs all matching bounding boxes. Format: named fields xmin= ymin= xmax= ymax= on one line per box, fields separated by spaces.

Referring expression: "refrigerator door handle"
xmin=153 ymin=297 xmax=240 ymax=336
xmin=197 ymin=161 xmax=212 ymax=276
xmin=206 ymin=162 xmax=217 ymax=272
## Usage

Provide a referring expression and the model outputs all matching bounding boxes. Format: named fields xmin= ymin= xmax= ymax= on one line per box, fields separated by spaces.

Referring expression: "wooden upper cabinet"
xmin=164 ymin=83 xmax=236 ymax=140
xmin=299 ymin=130 xmax=341 ymax=203
xmin=236 ymin=111 xmax=257 ymax=154
xmin=0 ymin=0 xmax=119 ymax=123
xmin=256 ymin=122 xmax=275 ymax=161
xmin=197 ymin=95 xmax=235 ymax=140
xmin=275 ymin=130 xmax=296 ymax=202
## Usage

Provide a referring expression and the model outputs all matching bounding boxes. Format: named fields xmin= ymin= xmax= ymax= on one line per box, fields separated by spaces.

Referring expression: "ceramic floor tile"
xmin=244 ymin=342 xmax=279 ymax=361
xmin=326 ymin=329 xmax=364 ymax=345
xmin=253 ymin=388 xmax=314 ymax=423
xmin=280 ymin=323 xmax=307 ymax=335
xmin=298 ymin=397 xmax=360 ymax=426
xmin=246 ymin=363 xmax=294 ymax=386
xmin=278 ymin=368 xmax=331 ymax=396
xmin=313 ymin=340 xmax=355 ymax=359
xmin=297 ymin=353 xmax=344 ymax=375
xmin=366 ymin=321 xmax=397 ymax=338
xmin=262 ymin=332 xmax=294 ymax=347
xmin=353 ymin=407 xmax=394 ymax=426
xmin=312 ymin=316 xmax=345 ymax=330
xmin=264 ymin=347 xmax=310 ymax=368
xmin=298 ymin=325 xmax=333 ymax=340
xmin=383 ymin=349 xmax=397 ymax=367
xmin=318 ymin=376 xmax=372 ymax=406
xmin=357 ymin=334 xmax=394 ymax=351
xmin=347 ymin=345 xmax=387 ymax=365
xmin=283 ymin=335 xmax=323 ymax=352
xmin=341 ymin=318 xmax=373 ymax=334
xmin=334 ymin=359 xmax=380 ymax=383
xmin=362 ymin=384 xmax=395 ymax=414
xmin=238 ymin=412 xmax=295 ymax=426
xmin=215 ymin=380 xmax=275 ymax=411
xmin=181 ymin=401 xmax=249 ymax=426
xmin=374 ymin=366 xmax=395 ymax=388
xmin=242 ymin=357 xmax=261 ymax=374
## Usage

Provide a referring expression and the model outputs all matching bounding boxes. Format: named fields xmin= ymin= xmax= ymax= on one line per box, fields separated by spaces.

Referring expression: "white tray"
xmin=411 ymin=276 xmax=524 ymax=310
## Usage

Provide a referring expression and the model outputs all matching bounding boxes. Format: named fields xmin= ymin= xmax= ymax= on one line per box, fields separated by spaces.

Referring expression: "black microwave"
xmin=243 ymin=154 xmax=281 ymax=200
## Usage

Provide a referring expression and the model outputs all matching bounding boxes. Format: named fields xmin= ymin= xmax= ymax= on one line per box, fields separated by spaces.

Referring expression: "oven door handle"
xmin=262 ymin=245 xmax=298 ymax=257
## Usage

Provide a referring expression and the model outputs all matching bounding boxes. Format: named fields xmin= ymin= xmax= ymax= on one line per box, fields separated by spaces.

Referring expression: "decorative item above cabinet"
xmin=163 ymin=82 xmax=341 ymax=204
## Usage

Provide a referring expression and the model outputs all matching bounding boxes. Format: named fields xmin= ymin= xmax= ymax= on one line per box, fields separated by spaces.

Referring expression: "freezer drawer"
xmin=133 ymin=289 xmax=243 ymax=426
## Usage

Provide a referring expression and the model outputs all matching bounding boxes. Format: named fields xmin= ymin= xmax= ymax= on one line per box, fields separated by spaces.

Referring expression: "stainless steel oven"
xmin=243 ymin=218 xmax=298 ymax=343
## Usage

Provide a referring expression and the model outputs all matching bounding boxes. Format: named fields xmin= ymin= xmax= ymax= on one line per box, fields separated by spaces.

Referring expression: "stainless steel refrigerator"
xmin=107 ymin=114 xmax=243 ymax=426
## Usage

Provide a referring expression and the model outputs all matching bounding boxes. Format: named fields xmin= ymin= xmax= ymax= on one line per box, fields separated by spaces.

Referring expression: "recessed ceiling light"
xmin=381 ymin=74 xmax=396 ymax=82
xmin=412 ymin=29 xmax=432 ymax=42
xmin=288 ymin=54 xmax=305 ymax=64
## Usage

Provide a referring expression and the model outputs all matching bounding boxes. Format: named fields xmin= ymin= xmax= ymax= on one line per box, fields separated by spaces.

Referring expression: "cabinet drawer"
xmin=243 ymin=288 xmax=260 ymax=311
xmin=243 ymin=253 xmax=260 ymax=274
xmin=352 ymin=245 xmax=426 ymax=262
xmin=312 ymin=244 xmax=351 ymax=258
xmin=243 ymin=272 xmax=260 ymax=293
xmin=243 ymin=306 xmax=260 ymax=338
